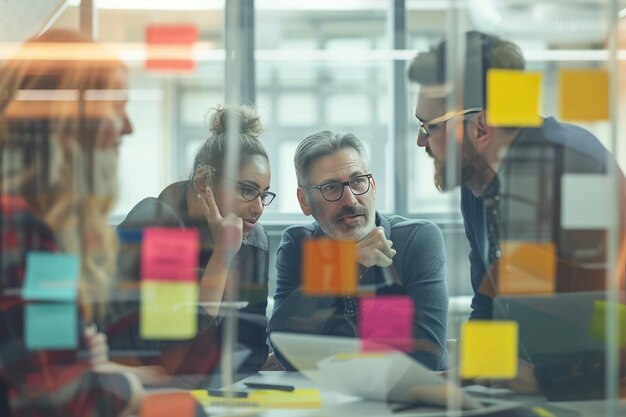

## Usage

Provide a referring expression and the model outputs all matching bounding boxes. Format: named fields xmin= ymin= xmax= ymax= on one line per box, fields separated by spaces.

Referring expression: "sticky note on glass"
xmin=559 ymin=69 xmax=608 ymax=122
xmin=359 ymin=296 xmax=414 ymax=352
xmin=141 ymin=228 xmax=199 ymax=282
xmin=302 ymin=239 xmax=357 ymax=296
xmin=117 ymin=229 xmax=143 ymax=244
xmin=590 ymin=301 xmax=626 ymax=346
xmin=561 ymin=174 xmax=617 ymax=229
xmin=25 ymin=303 xmax=77 ymax=349
xmin=487 ymin=69 xmax=542 ymax=127
xmin=141 ymin=392 xmax=195 ymax=417
xmin=460 ymin=321 xmax=518 ymax=379
xmin=146 ymin=24 xmax=198 ymax=72
xmin=497 ymin=241 xmax=556 ymax=295
xmin=140 ymin=281 xmax=197 ymax=340
xmin=23 ymin=252 xmax=79 ymax=301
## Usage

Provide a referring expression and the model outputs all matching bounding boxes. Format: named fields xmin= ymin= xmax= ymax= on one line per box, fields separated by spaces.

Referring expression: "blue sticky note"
xmin=23 ymin=252 xmax=79 ymax=301
xmin=117 ymin=229 xmax=143 ymax=244
xmin=25 ymin=303 xmax=77 ymax=349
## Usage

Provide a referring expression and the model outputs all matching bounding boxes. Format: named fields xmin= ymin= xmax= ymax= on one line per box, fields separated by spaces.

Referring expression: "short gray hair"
xmin=294 ymin=130 xmax=368 ymax=186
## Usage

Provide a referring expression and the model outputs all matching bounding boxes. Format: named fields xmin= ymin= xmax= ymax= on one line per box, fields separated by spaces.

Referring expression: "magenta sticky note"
xmin=359 ymin=296 xmax=414 ymax=352
xmin=141 ymin=228 xmax=200 ymax=282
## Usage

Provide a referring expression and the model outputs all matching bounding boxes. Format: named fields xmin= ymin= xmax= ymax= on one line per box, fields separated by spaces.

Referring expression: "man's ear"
xmin=297 ymin=187 xmax=313 ymax=216
xmin=470 ymin=112 xmax=496 ymax=152
xmin=371 ymin=176 xmax=376 ymax=199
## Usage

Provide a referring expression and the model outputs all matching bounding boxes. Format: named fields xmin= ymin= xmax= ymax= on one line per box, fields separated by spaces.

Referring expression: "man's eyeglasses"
xmin=417 ymin=107 xmax=482 ymax=137
xmin=303 ymin=174 xmax=373 ymax=202
xmin=218 ymin=176 xmax=276 ymax=206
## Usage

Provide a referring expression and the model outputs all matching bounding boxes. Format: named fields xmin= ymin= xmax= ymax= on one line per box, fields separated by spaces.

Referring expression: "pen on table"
xmin=207 ymin=389 xmax=248 ymax=398
xmin=243 ymin=382 xmax=295 ymax=392
xmin=391 ymin=401 xmax=444 ymax=413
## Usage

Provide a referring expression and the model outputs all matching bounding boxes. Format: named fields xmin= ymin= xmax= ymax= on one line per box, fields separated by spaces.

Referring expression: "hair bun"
xmin=206 ymin=104 xmax=263 ymax=139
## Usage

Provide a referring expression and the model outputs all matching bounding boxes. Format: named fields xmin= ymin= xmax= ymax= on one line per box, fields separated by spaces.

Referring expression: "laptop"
xmin=269 ymin=332 xmax=520 ymax=414
xmin=493 ymin=291 xmax=607 ymax=355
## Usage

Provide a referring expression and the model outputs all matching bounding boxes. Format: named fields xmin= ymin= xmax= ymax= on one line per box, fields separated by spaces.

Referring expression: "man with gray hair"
xmin=268 ymin=130 xmax=449 ymax=371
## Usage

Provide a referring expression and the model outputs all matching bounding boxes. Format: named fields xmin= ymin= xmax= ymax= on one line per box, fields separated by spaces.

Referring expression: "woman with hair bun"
xmin=110 ymin=104 xmax=274 ymax=387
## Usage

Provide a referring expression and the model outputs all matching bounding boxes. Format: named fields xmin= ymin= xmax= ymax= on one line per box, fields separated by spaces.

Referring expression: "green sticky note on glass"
xmin=25 ymin=303 xmax=77 ymax=350
xmin=140 ymin=281 xmax=197 ymax=340
xmin=487 ymin=69 xmax=543 ymax=127
xmin=590 ymin=301 xmax=626 ymax=347
xmin=23 ymin=252 xmax=79 ymax=301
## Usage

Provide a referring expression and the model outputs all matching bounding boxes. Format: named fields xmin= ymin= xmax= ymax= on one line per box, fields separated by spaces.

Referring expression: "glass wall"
xmin=0 ymin=1 xmax=624 ymax=416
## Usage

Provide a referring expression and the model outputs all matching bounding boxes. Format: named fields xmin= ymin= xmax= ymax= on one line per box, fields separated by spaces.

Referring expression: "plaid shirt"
xmin=0 ymin=196 xmax=131 ymax=417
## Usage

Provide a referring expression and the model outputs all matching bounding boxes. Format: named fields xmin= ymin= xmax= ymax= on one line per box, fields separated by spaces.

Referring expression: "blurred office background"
xmin=1 ymin=0 xmax=624 ymax=401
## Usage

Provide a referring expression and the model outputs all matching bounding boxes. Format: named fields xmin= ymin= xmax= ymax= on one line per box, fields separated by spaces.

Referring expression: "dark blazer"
xmin=461 ymin=116 xmax=626 ymax=399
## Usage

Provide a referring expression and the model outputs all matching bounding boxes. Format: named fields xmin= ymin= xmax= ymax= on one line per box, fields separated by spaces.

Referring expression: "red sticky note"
xmin=359 ymin=296 xmax=414 ymax=352
xmin=141 ymin=228 xmax=199 ymax=282
xmin=141 ymin=392 xmax=195 ymax=417
xmin=146 ymin=24 xmax=198 ymax=72
xmin=302 ymin=239 xmax=357 ymax=296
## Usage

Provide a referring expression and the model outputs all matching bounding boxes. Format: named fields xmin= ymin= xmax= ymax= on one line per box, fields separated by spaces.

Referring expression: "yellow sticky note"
xmin=487 ymin=69 xmax=542 ymax=127
xmin=559 ymin=69 xmax=608 ymax=122
xmin=303 ymin=239 xmax=357 ymax=296
xmin=461 ymin=321 xmax=518 ymax=379
xmin=140 ymin=281 xmax=197 ymax=339
xmin=590 ymin=301 xmax=626 ymax=347
xmin=497 ymin=241 xmax=556 ymax=295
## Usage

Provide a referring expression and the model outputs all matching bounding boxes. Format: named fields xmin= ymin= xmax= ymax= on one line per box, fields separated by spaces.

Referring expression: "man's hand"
xmin=356 ymin=226 xmax=396 ymax=268
xmin=474 ymin=359 xmax=539 ymax=395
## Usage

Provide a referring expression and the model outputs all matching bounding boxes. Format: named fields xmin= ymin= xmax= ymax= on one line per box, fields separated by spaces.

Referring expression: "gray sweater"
xmin=269 ymin=212 xmax=448 ymax=371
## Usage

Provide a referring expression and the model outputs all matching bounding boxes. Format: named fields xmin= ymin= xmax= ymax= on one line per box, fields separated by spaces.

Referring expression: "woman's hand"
xmin=84 ymin=325 xmax=109 ymax=368
xmin=197 ymin=185 xmax=243 ymax=256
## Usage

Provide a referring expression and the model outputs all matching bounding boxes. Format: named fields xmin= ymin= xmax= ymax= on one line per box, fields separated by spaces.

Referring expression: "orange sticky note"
xmin=140 ymin=281 xmax=197 ymax=340
xmin=146 ymin=24 xmax=198 ymax=72
xmin=460 ymin=320 xmax=518 ymax=379
xmin=303 ymin=239 xmax=357 ymax=296
xmin=497 ymin=241 xmax=556 ymax=295
xmin=559 ymin=69 xmax=608 ymax=122
xmin=141 ymin=227 xmax=199 ymax=282
xmin=141 ymin=392 xmax=196 ymax=417
xmin=359 ymin=296 xmax=414 ymax=352
xmin=487 ymin=69 xmax=542 ymax=127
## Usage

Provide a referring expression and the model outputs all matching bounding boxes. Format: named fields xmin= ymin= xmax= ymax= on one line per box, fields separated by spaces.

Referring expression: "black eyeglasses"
xmin=218 ymin=176 xmax=276 ymax=206
xmin=417 ymin=107 xmax=482 ymax=137
xmin=303 ymin=174 xmax=373 ymax=202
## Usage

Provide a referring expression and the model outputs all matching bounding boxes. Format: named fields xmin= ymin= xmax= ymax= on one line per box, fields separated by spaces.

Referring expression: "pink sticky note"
xmin=141 ymin=228 xmax=199 ymax=282
xmin=359 ymin=296 xmax=414 ymax=352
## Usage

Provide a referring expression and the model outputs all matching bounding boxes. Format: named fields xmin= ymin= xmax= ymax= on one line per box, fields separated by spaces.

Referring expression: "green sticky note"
xmin=487 ymin=69 xmax=543 ymax=127
xmin=25 ymin=303 xmax=77 ymax=350
xmin=461 ymin=320 xmax=519 ymax=379
xmin=590 ymin=301 xmax=626 ymax=346
xmin=23 ymin=252 xmax=79 ymax=301
xmin=140 ymin=281 xmax=197 ymax=340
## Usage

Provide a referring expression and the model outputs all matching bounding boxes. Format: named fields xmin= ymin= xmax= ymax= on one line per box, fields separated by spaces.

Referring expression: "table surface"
xmin=200 ymin=371 xmax=626 ymax=417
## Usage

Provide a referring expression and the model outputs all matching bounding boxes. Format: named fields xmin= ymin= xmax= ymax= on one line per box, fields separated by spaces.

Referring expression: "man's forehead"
xmin=308 ymin=148 xmax=367 ymax=182
xmin=416 ymin=88 xmax=447 ymax=121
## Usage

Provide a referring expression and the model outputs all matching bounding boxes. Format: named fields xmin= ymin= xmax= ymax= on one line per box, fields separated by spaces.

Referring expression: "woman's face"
xmin=216 ymin=155 xmax=272 ymax=236
xmin=91 ymin=68 xmax=133 ymax=152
